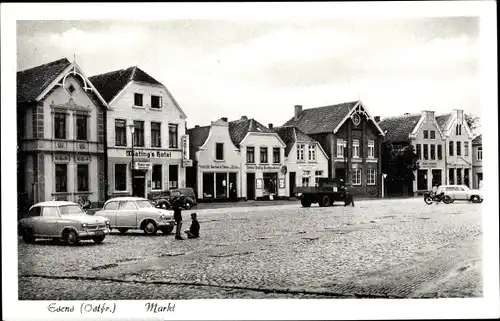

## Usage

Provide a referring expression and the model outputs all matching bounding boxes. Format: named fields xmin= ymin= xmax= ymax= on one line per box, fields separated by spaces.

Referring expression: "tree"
xmin=465 ymin=113 xmax=480 ymax=134
xmin=382 ymin=142 xmax=420 ymax=195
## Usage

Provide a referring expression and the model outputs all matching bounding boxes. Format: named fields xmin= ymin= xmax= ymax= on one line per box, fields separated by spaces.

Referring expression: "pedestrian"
xmin=432 ymin=185 xmax=439 ymax=205
xmin=171 ymin=195 xmax=184 ymax=240
xmin=229 ymin=183 xmax=237 ymax=202
xmin=184 ymin=213 xmax=200 ymax=239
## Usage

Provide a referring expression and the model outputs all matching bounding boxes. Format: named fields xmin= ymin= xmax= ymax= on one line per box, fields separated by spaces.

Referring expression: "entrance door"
xmin=289 ymin=172 xmax=296 ymax=197
xmin=133 ymin=171 xmax=146 ymax=198
xmin=229 ymin=173 xmax=237 ymax=200
xmin=246 ymin=173 xmax=255 ymax=200
xmin=417 ymin=169 xmax=427 ymax=190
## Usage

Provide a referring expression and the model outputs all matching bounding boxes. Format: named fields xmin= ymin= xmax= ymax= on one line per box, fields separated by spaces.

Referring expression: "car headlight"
xmin=82 ymin=223 xmax=88 ymax=228
xmin=105 ymin=220 xmax=110 ymax=226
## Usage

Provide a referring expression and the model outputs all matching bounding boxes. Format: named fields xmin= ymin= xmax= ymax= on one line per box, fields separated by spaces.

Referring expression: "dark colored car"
xmin=149 ymin=188 xmax=197 ymax=210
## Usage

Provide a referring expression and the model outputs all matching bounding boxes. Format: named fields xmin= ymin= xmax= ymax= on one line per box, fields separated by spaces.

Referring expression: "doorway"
xmin=417 ymin=169 xmax=427 ymax=190
xmin=132 ymin=171 xmax=146 ymax=198
xmin=246 ymin=173 xmax=255 ymax=200
xmin=263 ymin=172 xmax=278 ymax=196
xmin=289 ymin=172 xmax=296 ymax=197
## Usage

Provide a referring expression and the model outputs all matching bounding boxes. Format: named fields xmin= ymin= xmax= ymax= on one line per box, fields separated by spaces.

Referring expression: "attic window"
xmin=67 ymin=84 xmax=75 ymax=95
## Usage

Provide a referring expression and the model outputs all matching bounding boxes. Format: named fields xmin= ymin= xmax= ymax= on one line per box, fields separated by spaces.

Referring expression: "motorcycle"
xmin=424 ymin=192 xmax=452 ymax=205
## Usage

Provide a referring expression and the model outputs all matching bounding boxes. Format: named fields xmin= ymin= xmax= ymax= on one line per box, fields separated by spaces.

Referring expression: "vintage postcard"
xmin=1 ymin=2 xmax=498 ymax=320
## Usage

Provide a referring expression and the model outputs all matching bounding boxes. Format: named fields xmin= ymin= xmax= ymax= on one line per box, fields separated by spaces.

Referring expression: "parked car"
xmin=149 ymin=188 xmax=197 ymax=210
xmin=18 ymin=201 xmax=110 ymax=245
xmin=95 ymin=197 xmax=176 ymax=235
xmin=437 ymin=185 xmax=483 ymax=203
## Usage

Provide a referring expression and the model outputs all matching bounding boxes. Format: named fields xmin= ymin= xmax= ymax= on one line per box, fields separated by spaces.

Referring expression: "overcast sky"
xmin=17 ymin=17 xmax=480 ymax=130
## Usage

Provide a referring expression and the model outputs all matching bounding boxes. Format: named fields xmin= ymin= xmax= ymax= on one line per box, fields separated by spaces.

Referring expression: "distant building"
xmin=89 ymin=67 xmax=190 ymax=199
xmin=187 ymin=116 xmax=286 ymax=201
xmin=17 ymin=58 xmax=109 ymax=207
xmin=272 ymin=125 xmax=329 ymax=197
xmin=472 ymin=134 xmax=483 ymax=189
xmin=379 ymin=111 xmax=447 ymax=195
xmin=282 ymin=101 xmax=385 ymax=198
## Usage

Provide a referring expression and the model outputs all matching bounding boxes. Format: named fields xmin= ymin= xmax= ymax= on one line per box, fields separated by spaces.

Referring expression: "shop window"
xmin=431 ymin=169 xmax=442 ymax=188
xmin=76 ymin=115 xmax=88 ymax=140
xmin=115 ymin=119 xmax=127 ymax=146
xmin=423 ymin=144 xmax=428 ymax=160
xmin=202 ymin=173 xmax=214 ymax=198
xmin=449 ymin=141 xmax=454 ymax=156
xmin=430 ymin=144 xmax=436 ymax=160
xmin=437 ymin=145 xmax=442 ymax=160
xmin=423 ymin=130 xmax=428 ymax=139
xmin=77 ymin=164 xmax=89 ymax=192
xmin=133 ymin=121 xmax=144 ymax=147
xmin=55 ymin=164 xmax=67 ymax=192
xmin=246 ymin=147 xmax=255 ymax=163
xmin=216 ymin=143 xmax=224 ymax=161
xmin=430 ymin=130 xmax=436 ymax=139
xmin=352 ymin=140 xmax=359 ymax=158
xmin=464 ymin=141 xmax=469 ymax=156
xmin=54 ymin=113 xmax=66 ymax=139
xmin=352 ymin=169 xmax=361 ymax=185
xmin=215 ymin=173 xmax=228 ymax=198
xmin=367 ymin=169 xmax=376 ymax=185
xmin=169 ymin=124 xmax=178 ymax=148
xmin=151 ymin=95 xmax=162 ymax=109
xmin=368 ymin=140 xmax=375 ymax=158
xmin=273 ymin=147 xmax=280 ymax=164
xmin=151 ymin=122 xmax=161 ymax=147
xmin=134 ymin=93 xmax=143 ymax=107
xmin=308 ymin=144 xmax=316 ymax=161
xmin=263 ymin=173 xmax=278 ymax=195
xmin=456 ymin=141 xmax=461 ymax=156
xmin=260 ymin=147 xmax=268 ymax=163
xmin=115 ymin=164 xmax=127 ymax=191
xmin=297 ymin=144 xmax=305 ymax=161
xmin=416 ymin=144 xmax=421 ymax=159
xmin=152 ymin=165 xmax=162 ymax=190
xmin=169 ymin=165 xmax=178 ymax=189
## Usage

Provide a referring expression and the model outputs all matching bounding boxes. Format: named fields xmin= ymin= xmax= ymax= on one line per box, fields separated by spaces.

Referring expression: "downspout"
xmin=103 ymin=106 xmax=109 ymax=202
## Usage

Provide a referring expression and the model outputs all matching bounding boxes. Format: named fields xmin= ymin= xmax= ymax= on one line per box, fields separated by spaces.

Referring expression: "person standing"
xmin=229 ymin=182 xmax=237 ymax=202
xmin=172 ymin=196 xmax=184 ymax=240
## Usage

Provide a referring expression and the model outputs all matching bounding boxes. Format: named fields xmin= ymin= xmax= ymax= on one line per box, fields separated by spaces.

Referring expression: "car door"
xmin=99 ymin=201 xmax=119 ymax=227
xmin=455 ymin=186 xmax=467 ymax=200
xmin=37 ymin=206 xmax=60 ymax=236
xmin=116 ymin=201 xmax=138 ymax=228
xmin=25 ymin=206 xmax=42 ymax=234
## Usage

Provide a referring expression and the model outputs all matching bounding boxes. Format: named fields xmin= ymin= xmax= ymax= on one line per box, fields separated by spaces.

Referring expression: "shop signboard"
xmin=182 ymin=159 xmax=193 ymax=167
xmin=246 ymin=165 xmax=281 ymax=171
xmin=134 ymin=162 xmax=152 ymax=170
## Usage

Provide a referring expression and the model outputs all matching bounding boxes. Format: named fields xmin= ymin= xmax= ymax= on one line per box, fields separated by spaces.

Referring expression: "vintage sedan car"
xmin=18 ymin=201 xmax=111 ymax=245
xmin=437 ymin=185 xmax=484 ymax=203
xmin=95 ymin=197 xmax=175 ymax=235
xmin=149 ymin=188 xmax=197 ymax=210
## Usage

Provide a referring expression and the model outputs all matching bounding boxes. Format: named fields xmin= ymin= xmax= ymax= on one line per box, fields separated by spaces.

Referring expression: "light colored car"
xmin=95 ymin=197 xmax=175 ymax=235
xmin=437 ymin=185 xmax=483 ymax=203
xmin=18 ymin=201 xmax=111 ymax=245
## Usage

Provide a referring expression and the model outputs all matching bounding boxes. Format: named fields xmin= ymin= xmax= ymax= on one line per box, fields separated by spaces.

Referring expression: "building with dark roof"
xmin=17 ymin=58 xmax=109 ymax=208
xmin=272 ymin=126 xmax=329 ymax=196
xmin=187 ymin=116 xmax=286 ymax=201
xmin=472 ymin=134 xmax=483 ymax=189
xmin=282 ymin=101 xmax=385 ymax=198
xmin=89 ymin=66 xmax=189 ymax=198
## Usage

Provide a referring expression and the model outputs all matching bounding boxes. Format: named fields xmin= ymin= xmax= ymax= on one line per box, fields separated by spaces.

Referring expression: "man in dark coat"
xmin=171 ymin=196 xmax=185 ymax=240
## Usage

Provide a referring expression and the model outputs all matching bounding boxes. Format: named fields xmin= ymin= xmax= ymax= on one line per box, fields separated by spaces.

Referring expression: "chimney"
xmin=241 ymin=115 xmax=248 ymax=120
xmin=221 ymin=117 xmax=228 ymax=122
xmin=268 ymin=123 xmax=273 ymax=129
xmin=194 ymin=125 xmax=199 ymax=128
xmin=374 ymin=116 xmax=380 ymax=122
xmin=294 ymin=105 xmax=302 ymax=121
xmin=404 ymin=113 xmax=410 ymax=115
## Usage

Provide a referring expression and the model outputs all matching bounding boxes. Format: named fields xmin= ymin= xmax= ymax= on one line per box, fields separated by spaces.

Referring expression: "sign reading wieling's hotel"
xmin=126 ymin=150 xmax=173 ymax=158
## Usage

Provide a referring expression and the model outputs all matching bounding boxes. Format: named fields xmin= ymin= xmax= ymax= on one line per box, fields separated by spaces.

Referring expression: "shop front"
xmin=199 ymin=164 xmax=240 ymax=201
xmin=243 ymin=164 xmax=286 ymax=200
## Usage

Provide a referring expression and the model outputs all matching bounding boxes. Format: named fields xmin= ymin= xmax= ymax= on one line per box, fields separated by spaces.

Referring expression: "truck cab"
xmin=295 ymin=177 xmax=348 ymax=207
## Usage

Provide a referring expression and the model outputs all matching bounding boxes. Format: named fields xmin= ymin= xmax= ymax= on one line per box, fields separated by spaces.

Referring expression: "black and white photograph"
xmin=1 ymin=2 xmax=499 ymax=320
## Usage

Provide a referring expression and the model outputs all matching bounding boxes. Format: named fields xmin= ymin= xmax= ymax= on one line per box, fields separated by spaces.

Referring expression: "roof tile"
xmin=378 ymin=114 xmax=421 ymax=142
xmin=472 ymin=134 xmax=482 ymax=145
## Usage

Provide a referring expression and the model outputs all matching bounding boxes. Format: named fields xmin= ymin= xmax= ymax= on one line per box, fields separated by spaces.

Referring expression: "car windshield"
xmin=135 ymin=200 xmax=154 ymax=209
xmin=59 ymin=205 xmax=85 ymax=215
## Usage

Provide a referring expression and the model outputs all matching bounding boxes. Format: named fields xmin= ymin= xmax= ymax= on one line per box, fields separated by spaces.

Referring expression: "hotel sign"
xmin=126 ymin=150 xmax=173 ymax=158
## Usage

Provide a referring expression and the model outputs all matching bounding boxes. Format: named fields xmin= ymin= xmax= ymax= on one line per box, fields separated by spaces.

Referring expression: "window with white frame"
xmin=352 ymin=168 xmax=361 ymax=185
xmin=352 ymin=139 xmax=360 ymax=158
xmin=336 ymin=139 xmax=346 ymax=157
xmin=368 ymin=140 xmax=375 ymax=158
xmin=302 ymin=171 xmax=310 ymax=187
xmin=315 ymin=170 xmax=323 ymax=186
xmin=151 ymin=95 xmax=162 ymax=109
xmin=308 ymin=144 xmax=316 ymax=161
xmin=464 ymin=141 xmax=469 ymax=156
xmin=477 ymin=147 xmax=482 ymax=160
xmin=367 ymin=169 xmax=376 ymax=185
xmin=297 ymin=144 xmax=305 ymax=161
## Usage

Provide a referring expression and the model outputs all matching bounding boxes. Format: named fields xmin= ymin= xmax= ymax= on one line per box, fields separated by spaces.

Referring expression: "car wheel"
xmin=22 ymin=229 xmax=35 ymax=244
xmin=470 ymin=195 xmax=481 ymax=203
xmin=143 ymin=221 xmax=157 ymax=235
xmin=160 ymin=226 xmax=174 ymax=235
xmin=443 ymin=195 xmax=453 ymax=204
xmin=92 ymin=235 xmax=105 ymax=244
xmin=64 ymin=230 xmax=80 ymax=246
xmin=118 ymin=228 xmax=129 ymax=234
xmin=320 ymin=196 xmax=330 ymax=207
xmin=184 ymin=202 xmax=192 ymax=210
xmin=424 ymin=196 xmax=433 ymax=205
xmin=301 ymin=198 xmax=311 ymax=208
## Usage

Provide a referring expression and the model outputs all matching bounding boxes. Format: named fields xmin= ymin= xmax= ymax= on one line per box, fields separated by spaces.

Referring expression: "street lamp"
xmin=128 ymin=124 xmax=136 ymax=197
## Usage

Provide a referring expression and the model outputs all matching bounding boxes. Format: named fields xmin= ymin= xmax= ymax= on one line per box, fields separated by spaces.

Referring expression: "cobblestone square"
xmin=18 ymin=198 xmax=482 ymax=299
